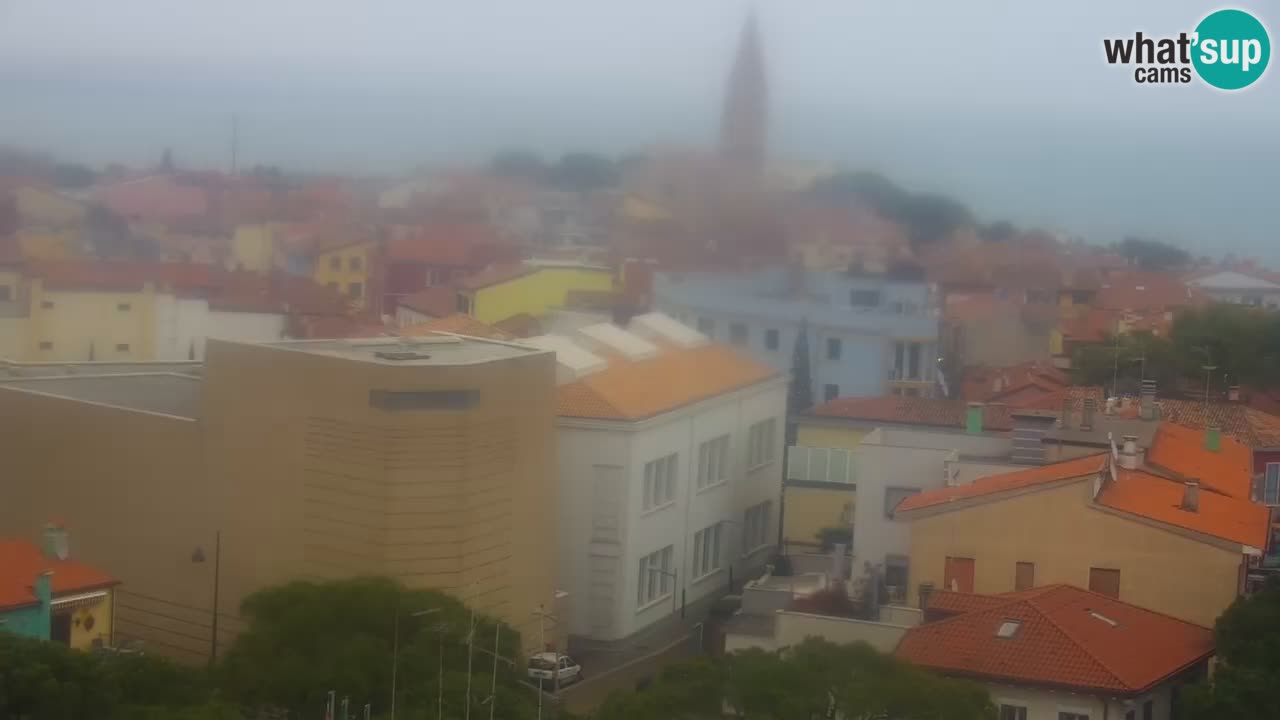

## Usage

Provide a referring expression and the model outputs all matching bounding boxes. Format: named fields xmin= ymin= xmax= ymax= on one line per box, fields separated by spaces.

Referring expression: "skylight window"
xmin=996 ymin=620 xmax=1021 ymax=638
xmin=1089 ymin=611 xmax=1119 ymax=627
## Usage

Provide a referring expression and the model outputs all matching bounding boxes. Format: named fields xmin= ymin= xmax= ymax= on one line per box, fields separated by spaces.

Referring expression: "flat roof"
xmin=249 ymin=335 xmax=542 ymax=366
xmin=0 ymin=373 xmax=202 ymax=419
xmin=0 ymin=360 xmax=203 ymax=379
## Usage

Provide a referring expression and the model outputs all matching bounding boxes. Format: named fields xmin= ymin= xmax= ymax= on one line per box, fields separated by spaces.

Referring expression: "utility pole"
xmin=488 ymin=623 xmax=500 ymax=720
xmin=465 ymin=583 xmax=478 ymax=720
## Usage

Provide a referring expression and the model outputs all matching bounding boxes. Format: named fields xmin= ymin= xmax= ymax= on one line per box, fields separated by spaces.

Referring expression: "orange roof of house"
xmin=492 ymin=313 xmax=542 ymax=338
xmin=809 ymin=395 xmax=1013 ymax=432
xmin=1099 ymin=469 xmax=1268 ymax=548
xmin=400 ymin=313 xmax=514 ymax=341
xmin=896 ymin=584 xmax=1214 ymax=694
xmin=459 ymin=264 xmax=535 ymax=291
xmin=1096 ymin=271 xmax=1207 ymax=312
xmin=385 ymin=223 xmax=502 ymax=266
xmin=29 ymin=260 xmax=222 ymax=293
xmin=896 ymin=454 xmax=1108 ymax=513
xmin=397 ymin=286 xmax=458 ymax=317
xmin=1145 ymin=422 xmax=1252 ymax=499
xmin=0 ymin=539 xmax=119 ymax=611
xmin=558 ymin=342 xmax=779 ymax=421
xmin=1158 ymin=398 xmax=1280 ymax=449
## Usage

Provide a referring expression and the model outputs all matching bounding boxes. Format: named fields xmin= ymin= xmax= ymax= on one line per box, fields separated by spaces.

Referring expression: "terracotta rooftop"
xmin=400 ymin=313 xmax=514 ymax=341
xmin=557 ymin=341 xmax=779 ymax=421
xmin=29 ymin=261 xmax=221 ymax=293
xmin=0 ymin=538 xmax=120 ymax=611
xmin=385 ymin=223 xmax=502 ymax=265
xmin=1101 ymin=468 xmax=1267 ymax=548
xmin=896 ymin=454 xmax=1109 ymax=514
xmin=93 ymin=176 xmax=208 ymax=221
xmin=808 ymin=395 xmax=1012 ymax=432
xmin=1145 ymin=422 xmax=1252 ymax=499
xmin=896 ymin=446 xmax=1267 ymax=548
xmin=1096 ymin=271 xmax=1207 ymax=312
xmin=1158 ymin=398 xmax=1280 ymax=449
xmin=397 ymin=286 xmax=458 ymax=317
xmin=896 ymin=584 xmax=1214 ymax=695
xmin=492 ymin=313 xmax=542 ymax=338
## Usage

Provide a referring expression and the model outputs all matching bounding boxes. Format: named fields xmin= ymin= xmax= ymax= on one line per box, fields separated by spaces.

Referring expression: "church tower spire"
xmin=719 ymin=12 xmax=768 ymax=178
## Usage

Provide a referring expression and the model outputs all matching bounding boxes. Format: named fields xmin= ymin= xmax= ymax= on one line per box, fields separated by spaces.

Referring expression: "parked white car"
xmin=527 ymin=652 xmax=583 ymax=687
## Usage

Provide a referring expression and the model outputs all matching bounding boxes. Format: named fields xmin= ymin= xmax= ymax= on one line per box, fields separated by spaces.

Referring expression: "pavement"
xmin=556 ymin=630 xmax=702 ymax=715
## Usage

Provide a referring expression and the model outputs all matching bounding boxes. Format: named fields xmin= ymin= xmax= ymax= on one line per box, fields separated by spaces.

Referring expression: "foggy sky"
xmin=1 ymin=1 xmax=1278 ymax=257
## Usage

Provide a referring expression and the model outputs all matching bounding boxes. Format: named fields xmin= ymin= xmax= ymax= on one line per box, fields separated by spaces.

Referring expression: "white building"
xmin=530 ymin=313 xmax=787 ymax=643
xmin=1188 ymin=270 xmax=1280 ymax=308
xmin=155 ymin=294 xmax=286 ymax=361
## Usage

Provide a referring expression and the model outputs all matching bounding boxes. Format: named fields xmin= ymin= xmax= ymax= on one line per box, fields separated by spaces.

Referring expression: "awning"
xmin=51 ymin=590 xmax=109 ymax=613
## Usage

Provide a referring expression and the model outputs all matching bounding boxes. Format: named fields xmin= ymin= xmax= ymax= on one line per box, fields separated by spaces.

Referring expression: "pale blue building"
xmin=653 ymin=267 xmax=940 ymax=402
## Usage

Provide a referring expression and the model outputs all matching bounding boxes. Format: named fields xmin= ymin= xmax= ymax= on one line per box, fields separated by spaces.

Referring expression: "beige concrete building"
xmin=0 ymin=334 xmax=561 ymax=661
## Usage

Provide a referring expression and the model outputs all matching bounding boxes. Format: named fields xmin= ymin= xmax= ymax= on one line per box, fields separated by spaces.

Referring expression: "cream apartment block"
xmin=0 ymin=334 xmax=561 ymax=661
xmin=526 ymin=313 xmax=787 ymax=643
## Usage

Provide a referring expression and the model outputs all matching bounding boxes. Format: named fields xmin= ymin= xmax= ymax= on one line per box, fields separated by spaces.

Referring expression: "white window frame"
xmin=697 ymin=435 xmax=731 ymax=491
xmin=996 ymin=703 xmax=1028 ymax=720
xmin=692 ymin=523 xmax=723 ymax=580
xmin=747 ymin=419 xmax=777 ymax=469
xmin=642 ymin=453 xmax=678 ymax=512
xmin=637 ymin=545 xmax=674 ymax=609
xmin=1265 ymin=463 xmax=1280 ymax=505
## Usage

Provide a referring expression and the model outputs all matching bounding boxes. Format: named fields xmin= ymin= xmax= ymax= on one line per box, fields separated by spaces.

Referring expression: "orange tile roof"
xmin=1096 ymin=270 xmax=1207 ymax=313
xmin=29 ymin=260 xmax=222 ymax=293
xmin=1099 ymin=469 xmax=1268 ymax=548
xmin=385 ymin=223 xmax=502 ymax=265
xmin=896 ymin=453 xmax=1108 ymax=514
xmin=397 ymin=286 xmax=458 ymax=317
xmin=809 ymin=395 xmax=1012 ymax=432
xmin=1158 ymin=398 xmax=1280 ymax=449
xmin=0 ymin=539 xmax=119 ymax=611
xmin=896 ymin=584 xmax=1214 ymax=694
xmin=459 ymin=264 xmax=535 ymax=291
xmin=400 ymin=314 xmax=514 ymax=341
xmin=1145 ymin=422 xmax=1252 ymax=499
xmin=558 ymin=343 xmax=779 ymax=421
xmin=492 ymin=313 xmax=542 ymax=338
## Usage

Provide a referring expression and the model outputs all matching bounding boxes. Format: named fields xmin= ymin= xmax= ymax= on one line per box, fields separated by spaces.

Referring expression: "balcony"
xmin=787 ymin=446 xmax=855 ymax=486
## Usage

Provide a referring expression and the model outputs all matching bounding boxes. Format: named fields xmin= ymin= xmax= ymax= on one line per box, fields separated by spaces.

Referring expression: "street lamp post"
xmin=190 ymin=530 xmax=221 ymax=665
xmin=391 ymin=606 xmax=441 ymax=720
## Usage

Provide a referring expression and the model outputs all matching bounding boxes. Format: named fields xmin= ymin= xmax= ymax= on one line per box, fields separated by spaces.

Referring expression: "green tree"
xmin=594 ymin=638 xmax=994 ymax=720
xmin=51 ymin=162 xmax=96 ymax=189
xmin=808 ymin=171 xmax=975 ymax=247
xmin=1113 ymin=236 xmax=1190 ymax=271
xmin=0 ymin=632 xmax=227 ymax=720
xmin=1180 ymin=579 xmax=1280 ymax=719
xmin=1071 ymin=331 xmax=1180 ymax=397
xmin=218 ymin=577 xmax=536 ymax=719
xmin=1169 ymin=304 xmax=1280 ymax=389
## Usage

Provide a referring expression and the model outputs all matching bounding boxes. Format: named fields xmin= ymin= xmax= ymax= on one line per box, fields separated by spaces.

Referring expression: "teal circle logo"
xmin=1192 ymin=9 xmax=1270 ymax=90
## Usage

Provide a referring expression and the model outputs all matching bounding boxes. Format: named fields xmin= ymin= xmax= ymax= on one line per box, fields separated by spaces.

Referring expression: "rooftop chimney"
xmin=1206 ymin=425 xmax=1222 ymax=453
xmin=1182 ymin=479 xmax=1201 ymax=512
xmin=918 ymin=581 xmax=935 ymax=614
xmin=1228 ymin=385 xmax=1242 ymax=402
xmin=966 ymin=402 xmax=984 ymax=435
xmin=1119 ymin=434 xmax=1140 ymax=470
xmin=1140 ymin=379 xmax=1157 ymax=420
xmin=1081 ymin=398 xmax=1097 ymax=431
xmin=42 ymin=522 xmax=68 ymax=561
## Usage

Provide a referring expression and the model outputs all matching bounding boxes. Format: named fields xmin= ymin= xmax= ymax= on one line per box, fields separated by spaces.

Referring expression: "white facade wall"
xmin=985 ymin=680 xmax=1174 ymax=720
xmin=155 ymin=294 xmax=286 ymax=361
xmin=558 ymin=377 xmax=787 ymax=642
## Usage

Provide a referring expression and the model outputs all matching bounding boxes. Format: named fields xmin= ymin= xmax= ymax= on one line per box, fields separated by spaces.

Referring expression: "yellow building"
xmin=313 ymin=240 xmax=375 ymax=309
xmin=782 ymin=419 xmax=863 ymax=549
xmin=896 ymin=449 xmax=1268 ymax=627
xmin=459 ymin=262 xmax=615 ymax=325
xmin=230 ymin=224 xmax=273 ymax=273
xmin=13 ymin=186 xmax=87 ymax=260
xmin=0 ymin=334 xmax=562 ymax=662
xmin=25 ymin=276 xmax=157 ymax=361
xmin=0 ymin=525 xmax=119 ymax=651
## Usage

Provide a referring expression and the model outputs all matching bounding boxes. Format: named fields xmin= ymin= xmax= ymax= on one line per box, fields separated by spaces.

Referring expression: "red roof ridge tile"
xmin=896 ymin=453 xmax=1109 ymax=513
